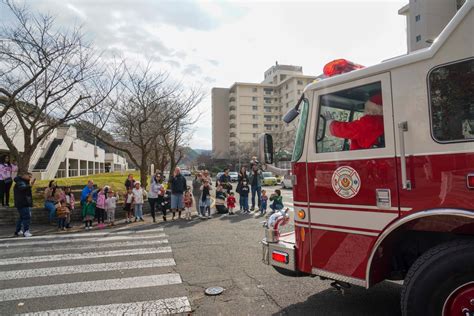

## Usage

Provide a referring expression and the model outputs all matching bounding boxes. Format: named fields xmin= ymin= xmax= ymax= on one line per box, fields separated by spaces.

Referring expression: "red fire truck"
xmin=260 ymin=2 xmax=474 ymax=316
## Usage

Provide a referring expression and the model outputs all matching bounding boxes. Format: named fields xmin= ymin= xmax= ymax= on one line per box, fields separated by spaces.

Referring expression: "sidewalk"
xmin=0 ymin=216 xmax=158 ymax=239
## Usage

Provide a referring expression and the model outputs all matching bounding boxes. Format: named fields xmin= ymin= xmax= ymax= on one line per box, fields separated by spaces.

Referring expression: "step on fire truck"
xmin=260 ymin=2 xmax=474 ymax=315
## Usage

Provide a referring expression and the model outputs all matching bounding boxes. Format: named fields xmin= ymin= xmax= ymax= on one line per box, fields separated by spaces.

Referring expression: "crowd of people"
xmin=9 ymin=156 xmax=287 ymax=237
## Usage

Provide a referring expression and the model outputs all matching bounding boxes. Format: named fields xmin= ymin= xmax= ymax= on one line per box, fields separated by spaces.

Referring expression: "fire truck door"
xmin=304 ymin=73 xmax=400 ymax=280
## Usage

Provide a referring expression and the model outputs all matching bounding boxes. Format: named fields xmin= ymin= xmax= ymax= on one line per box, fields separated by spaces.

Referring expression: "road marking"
xmin=0 ymin=234 xmax=166 ymax=248
xmin=0 ymin=247 xmax=172 ymax=266
xmin=18 ymin=296 xmax=192 ymax=315
xmin=0 ymin=273 xmax=182 ymax=302
xmin=0 ymin=227 xmax=164 ymax=242
xmin=0 ymin=258 xmax=176 ymax=280
xmin=0 ymin=239 xmax=169 ymax=255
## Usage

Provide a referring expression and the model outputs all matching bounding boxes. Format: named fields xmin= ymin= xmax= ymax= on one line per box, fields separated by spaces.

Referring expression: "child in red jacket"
xmin=226 ymin=192 xmax=236 ymax=215
xmin=327 ymin=92 xmax=384 ymax=150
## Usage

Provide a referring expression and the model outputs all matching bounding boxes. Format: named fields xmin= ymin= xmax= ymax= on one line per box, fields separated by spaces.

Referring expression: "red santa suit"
xmin=328 ymin=93 xmax=384 ymax=150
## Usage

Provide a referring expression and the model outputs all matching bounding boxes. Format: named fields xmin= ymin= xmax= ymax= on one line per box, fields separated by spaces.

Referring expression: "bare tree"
xmin=0 ymin=1 xmax=120 ymax=173
xmin=88 ymin=63 xmax=172 ymax=187
xmin=159 ymin=88 xmax=203 ymax=177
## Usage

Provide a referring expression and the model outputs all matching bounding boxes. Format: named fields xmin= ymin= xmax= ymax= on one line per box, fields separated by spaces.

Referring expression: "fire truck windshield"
xmin=292 ymin=98 xmax=309 ymax=162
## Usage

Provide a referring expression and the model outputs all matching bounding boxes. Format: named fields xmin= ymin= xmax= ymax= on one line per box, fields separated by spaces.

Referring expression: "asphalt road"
xmin=0 ymin=183 xmax=402 ymax=315
xmin=162 ymin=185 xmax=402 ymax=315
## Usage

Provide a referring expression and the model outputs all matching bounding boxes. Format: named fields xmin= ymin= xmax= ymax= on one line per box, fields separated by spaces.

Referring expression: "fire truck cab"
xmin=261 ymin=2 xmax=474 ymax=316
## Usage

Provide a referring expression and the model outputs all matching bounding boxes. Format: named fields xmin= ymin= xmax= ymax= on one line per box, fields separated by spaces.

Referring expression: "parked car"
xmin=282 ymin=173 xmax=293 ymax=189
xmin=181 ymin=169 xmax=191 ymax=177
xmin=262 ymin=172 xmax=277 ymax=186
xmin=229 ymin=171 xmax=238 ymax=182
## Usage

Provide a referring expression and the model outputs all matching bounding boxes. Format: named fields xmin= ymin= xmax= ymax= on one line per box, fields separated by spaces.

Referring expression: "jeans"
xmin=15 ymin=207 xmax=31 ymax=233
xmin=148 ymin=198 xmax=158 ymax=220
xmin=58 ymin=217 xmax=66 ymax=229
xmin=251 ymin=186 xmax=262 ymax=210
xmin=134 ymin=203 xmax=143 ymax=218
xmin=270 ymin=203 xmax=283 ymax=214
xmin=260 ymin=201 xmax=267 ymax=214
xmin=45 ymin=201 xmax=56 ymax=222
xmin=200 ymin=197 xmax=211 ymax=216
xmin=240 ymin=196 xmax=249 ymax=211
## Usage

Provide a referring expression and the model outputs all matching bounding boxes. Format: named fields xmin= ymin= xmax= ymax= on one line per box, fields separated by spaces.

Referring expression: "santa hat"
xmin=369 ymin=92 xmax=383 ymax=106
xmin=365 ymin=92 xmax=383 ymax=115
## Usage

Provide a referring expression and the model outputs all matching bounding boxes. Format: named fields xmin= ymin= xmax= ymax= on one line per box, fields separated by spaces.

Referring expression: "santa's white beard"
xmin=364 ymin=100 xmax=383 ymax=115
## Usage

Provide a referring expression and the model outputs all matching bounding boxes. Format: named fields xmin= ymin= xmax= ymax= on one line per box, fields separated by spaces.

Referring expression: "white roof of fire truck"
xmin=304 ymin=0 xmax=473 ymax=93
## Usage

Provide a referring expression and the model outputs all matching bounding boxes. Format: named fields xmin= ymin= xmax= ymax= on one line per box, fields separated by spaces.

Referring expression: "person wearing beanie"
xmin=325 ymin=92 xmax=384 ymax=150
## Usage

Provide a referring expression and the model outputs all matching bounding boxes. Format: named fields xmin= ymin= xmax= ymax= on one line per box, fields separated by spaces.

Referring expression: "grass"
xmin=7 ymin=172 xmax=144 ymax=208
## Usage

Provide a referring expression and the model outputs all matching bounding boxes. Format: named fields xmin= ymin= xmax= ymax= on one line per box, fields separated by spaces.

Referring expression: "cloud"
xmin=165 ymin=60 xmax=181 ymax=68
xmin=207 ymin=59 xmax=219 ymax=66
xmin=204 ymin=76 xmax=216 ymax=84
xmin=183 ymin=64 xmax=203 ymax=77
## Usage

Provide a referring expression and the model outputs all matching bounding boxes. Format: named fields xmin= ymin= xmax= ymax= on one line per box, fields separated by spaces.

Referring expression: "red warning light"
xmin=323 ymin=59 xmax=365 ymax=77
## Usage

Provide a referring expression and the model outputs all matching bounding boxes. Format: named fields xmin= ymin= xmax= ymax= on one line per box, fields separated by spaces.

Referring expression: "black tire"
xmin=401 ymin=239 xmax=474 ymax=316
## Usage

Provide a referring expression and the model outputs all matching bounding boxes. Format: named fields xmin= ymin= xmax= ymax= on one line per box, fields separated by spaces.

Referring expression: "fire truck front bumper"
xmin=262 ymin=231 xmax=296 ymax=273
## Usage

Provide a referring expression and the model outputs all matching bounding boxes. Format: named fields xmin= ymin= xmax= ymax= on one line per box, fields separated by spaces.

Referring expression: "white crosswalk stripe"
xmin=0 ymin=258 xmax=176 ymax=280
xmin=0 ymin=247 xmax=172 ymax=265
xmin=19 ymin=297 xmax=192 ymax=315
xmin=0 ymin=228 xmax=191 ymax=315
xmin=0 ymin=233 xmax=166 ymax=248
xmin=1 ymin=239 xmax=169 ymax=255
xmin=0 ymin=227 xmax=164 ymax=242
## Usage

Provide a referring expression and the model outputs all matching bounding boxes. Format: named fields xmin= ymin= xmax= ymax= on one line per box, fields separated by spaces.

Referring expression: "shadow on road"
xmin=274 ymin=281 xmax=402 ymax=316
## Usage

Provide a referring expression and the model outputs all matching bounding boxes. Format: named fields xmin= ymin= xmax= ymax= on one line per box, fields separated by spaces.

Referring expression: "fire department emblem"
xmin=332 ymin=166 xmax=361 ymax=199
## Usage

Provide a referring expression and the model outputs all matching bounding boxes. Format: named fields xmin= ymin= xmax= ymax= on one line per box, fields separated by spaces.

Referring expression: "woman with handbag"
xmin=0 ymin=155 xmax=14 ymax=207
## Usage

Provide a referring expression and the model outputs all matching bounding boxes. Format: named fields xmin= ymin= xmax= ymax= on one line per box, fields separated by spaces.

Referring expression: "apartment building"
xmin=212 ymin=63 xmax=316 ymax=159
xmin=399 ymin=0 xmax=466 ymax=52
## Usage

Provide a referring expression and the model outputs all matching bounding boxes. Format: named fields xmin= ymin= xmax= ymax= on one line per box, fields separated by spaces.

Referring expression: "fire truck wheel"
xmin=400 ymin=239 xmax=474 ymax=316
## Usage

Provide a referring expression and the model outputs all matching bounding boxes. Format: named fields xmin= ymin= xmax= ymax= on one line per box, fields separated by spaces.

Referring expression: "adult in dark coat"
xmin=13 ymin=172 xmax=35 ymax=237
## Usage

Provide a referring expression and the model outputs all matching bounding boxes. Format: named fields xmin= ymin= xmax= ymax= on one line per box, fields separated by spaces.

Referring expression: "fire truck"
xmin=260 ymin=2 xmax=474 ymax=316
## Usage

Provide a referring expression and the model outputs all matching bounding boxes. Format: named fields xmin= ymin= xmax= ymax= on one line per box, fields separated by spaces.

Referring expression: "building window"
xmin=415 ymin=14 xmax=420 ymax=22
xmin=416 ymin=35 xmax=421 ymax=42
xmin=264 ymin=98 xmax=272 ymax=104
xmin=264 ymin=107 xmax=271 ymax=113
xmin=429 ymin=58 xmax=474 ymax=142
xmin=252 ymin=87 xmax=258 ymax=92
xmin=253 ymin=124 xmax=258 ymax=128
xmin=264 ymin=115 xmax=271 ymax=122
xmin=285 ymin=84 xmax=289 ymax=89
xmin=252 ymin=96 xmax=257 ymax=101
xmin=297 ymin=80 xmax=304 ymax=85
xmin=286 ymin=93 xmax=289 ymax=99
xmin=252 ymin=115 xmax=258 ymax=119
xmin=252 ymin=106 xmax=258 ymax=110
xmin=253 ymin=133 xmax=258 ymax=138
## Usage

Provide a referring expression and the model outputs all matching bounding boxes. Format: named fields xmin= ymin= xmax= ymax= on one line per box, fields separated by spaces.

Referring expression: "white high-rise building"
xmin=399 ymin=0 xmax=466 ymax=52
xmin=212 ymin=63 xmax=316 ymax=159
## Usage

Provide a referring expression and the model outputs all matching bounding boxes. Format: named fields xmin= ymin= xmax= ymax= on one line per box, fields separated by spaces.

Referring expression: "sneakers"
xmin=23 ymin=231 xmax=32 ymax=238
xmin=13 ymin=231 xmax=22 ymax=237
xmin=139 ymin=217 xmax=144 ymax=222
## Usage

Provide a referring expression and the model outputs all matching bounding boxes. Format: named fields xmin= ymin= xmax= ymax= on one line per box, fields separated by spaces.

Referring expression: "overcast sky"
xmin=2 ymin=0 xmax=408 ymax=150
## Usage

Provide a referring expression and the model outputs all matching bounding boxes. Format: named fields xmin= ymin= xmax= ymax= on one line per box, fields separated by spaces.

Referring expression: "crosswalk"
xmin=0 ymin=227 xmax=192 ymax=315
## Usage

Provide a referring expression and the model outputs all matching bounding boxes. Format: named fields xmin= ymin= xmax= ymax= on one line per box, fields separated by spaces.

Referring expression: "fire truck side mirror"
xmin=283 ymin=108 xmax=299 ymax=124
xmin=258 ymin=133 xmax=274 ymax=165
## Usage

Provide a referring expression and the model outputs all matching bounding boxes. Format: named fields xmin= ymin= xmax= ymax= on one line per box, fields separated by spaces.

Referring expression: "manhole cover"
xmin=205 ymin=286 xmax=224 ymax=296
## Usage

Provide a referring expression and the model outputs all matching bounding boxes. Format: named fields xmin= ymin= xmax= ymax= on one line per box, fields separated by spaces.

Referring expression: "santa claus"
xmin=326 ymin=92 xmax=384 ymax=150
